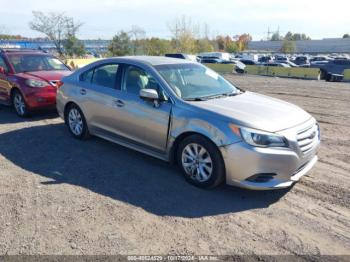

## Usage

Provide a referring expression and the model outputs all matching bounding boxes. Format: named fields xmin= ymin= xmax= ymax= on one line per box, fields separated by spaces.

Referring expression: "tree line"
xmin=26 ymin=12 xmax=253 ymax=57
xmin=3 ymin=12 xmax=349 ymax=57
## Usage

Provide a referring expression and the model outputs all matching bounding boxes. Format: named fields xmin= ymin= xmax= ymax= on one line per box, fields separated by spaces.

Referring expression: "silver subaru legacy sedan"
xmin=56 ymin=56 xmax=320 ymax=190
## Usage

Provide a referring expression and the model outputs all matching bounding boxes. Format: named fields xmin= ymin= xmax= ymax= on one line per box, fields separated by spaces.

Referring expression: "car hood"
xmin=190 ymin=91 xmax=312 ymax=132
xmin=17 ymin=70 xmax=72 ymax=81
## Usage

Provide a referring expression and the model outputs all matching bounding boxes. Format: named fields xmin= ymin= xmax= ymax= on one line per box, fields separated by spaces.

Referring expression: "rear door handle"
xmin=114 ymin=99 xmax=125 ymax=107
xmin=80 ymin=89 xmax=87 ymax=95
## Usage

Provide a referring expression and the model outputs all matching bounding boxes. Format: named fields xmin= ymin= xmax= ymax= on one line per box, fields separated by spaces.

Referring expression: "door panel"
xmin=76 ymin=63 xmax=121 ymax=130
xmin=109 ymin=64 xmax=172 ymax=152
xmin=108 ymin=91 xmax=172 ymax=152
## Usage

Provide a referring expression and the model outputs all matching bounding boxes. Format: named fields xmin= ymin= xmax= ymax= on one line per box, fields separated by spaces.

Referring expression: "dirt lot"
xmin=0 ymin=75 xmax=349 ymax=256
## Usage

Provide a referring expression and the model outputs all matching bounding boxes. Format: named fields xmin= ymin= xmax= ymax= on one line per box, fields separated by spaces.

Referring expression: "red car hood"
xmin=17 ymin=70 xmax=72 ymax=81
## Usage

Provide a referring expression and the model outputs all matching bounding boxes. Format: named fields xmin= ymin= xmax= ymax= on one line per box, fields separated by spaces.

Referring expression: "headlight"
xmin=229 ymin=124 xmax=288 ymax=148
xmin=25 ymin=79 xmax=48 ymax=88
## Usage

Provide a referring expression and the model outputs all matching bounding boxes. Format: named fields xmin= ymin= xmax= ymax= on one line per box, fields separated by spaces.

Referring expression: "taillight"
xmin=56 ymin=81 xmax=64 ymax=88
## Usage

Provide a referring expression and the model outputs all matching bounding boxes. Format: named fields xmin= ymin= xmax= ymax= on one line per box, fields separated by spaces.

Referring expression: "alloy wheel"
xmin=68 ymin=108 xmax=84 ymax=136
xmin=181 ymin=143 xmax=213 ymax=182
xmin=13 ymin=93 xmax=26 ymax=116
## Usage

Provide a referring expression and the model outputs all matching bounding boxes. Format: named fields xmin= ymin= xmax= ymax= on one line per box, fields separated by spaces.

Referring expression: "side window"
xmin=80 ymin=69 xmax=93 ymax=82
xmin=0 ymin=57 xmax=8 ymax=73
xmin=123 ymin=65 xmax=159 ymax=95
xmin=91 ymin=64 xmax=119 ymax=89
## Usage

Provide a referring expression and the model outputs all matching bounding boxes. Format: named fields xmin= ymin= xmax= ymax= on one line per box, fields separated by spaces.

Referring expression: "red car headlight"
xmin=25 ymin=79 xmax=48 ymax=88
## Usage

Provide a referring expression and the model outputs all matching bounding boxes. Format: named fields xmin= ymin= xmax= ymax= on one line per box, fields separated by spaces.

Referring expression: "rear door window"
xmin=92 ymin=64 xmax=119 ymax=89
xmin=79 ymin=63 xmax=120 ymax=89
xmin=80 ymin=69 xmax=94 ymax=82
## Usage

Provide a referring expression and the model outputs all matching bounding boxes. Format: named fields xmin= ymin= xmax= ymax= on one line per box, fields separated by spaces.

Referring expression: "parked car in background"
xmin=310 ymin=56 xmax=331 ymax=63
xmin=275 ymin=55 xmax=289 ymax=63
xmin=57 ymin=56 xmax=320 ymax=190
xmin=311 ymin=59 xmax=350 ymax=81
xmin=198 ymin=52 xmax=231 ymax=61
xmin=165 ymin=53 xmax=198 ymax=62
xmin=0 ymin=48 xmax=71 ymax=117
xmin=200 ymin=57 xmax=246 ymax=73
xmin=262 ymin=62 xmax=291 ymax=68
xmin=200 ymin=57 xmax=233 ymax=64
xmin=293 ymin=56 xmax=310 ymax=66
xmin=282 ymin=61 xmax=299 ymax=67
xmin=230 ymin=60 xmax=246 ymax=73
xmin=239 ymin=59 xmax=259 ymax=65
xmin=258 ymin=56 xmax=274 ymax=63
xmin=235 ymin=53 xmax=259 ymax=62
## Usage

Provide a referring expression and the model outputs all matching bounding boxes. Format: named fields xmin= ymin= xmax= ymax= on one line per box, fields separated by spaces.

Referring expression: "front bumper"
xmin=25 ymin=88 xmax=57 ymax=109
xmin=220 ymin=119 xmax=320 ymax=190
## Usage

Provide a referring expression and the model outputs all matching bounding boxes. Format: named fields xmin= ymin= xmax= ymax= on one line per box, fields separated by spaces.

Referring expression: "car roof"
xmin=110 ymin=56 xmax=194 ymax=66
xmin=0 ymin=48 xmax=48 ymax=55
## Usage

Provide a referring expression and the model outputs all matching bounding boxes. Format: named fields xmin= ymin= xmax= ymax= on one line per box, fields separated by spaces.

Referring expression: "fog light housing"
xmin=246 ymin=173 xmax=277 ymax=183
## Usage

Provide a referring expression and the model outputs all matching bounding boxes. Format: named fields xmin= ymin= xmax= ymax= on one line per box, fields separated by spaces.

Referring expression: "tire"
xmin=65 ymin=104 xmax=90 ymax=140
xmin=325 ymin=73 xmax=332 ymax=82
xmin=177 ymin=134 xmax=225 ymax=189
xmin=12 ymin=90 xmax=30 ymax=117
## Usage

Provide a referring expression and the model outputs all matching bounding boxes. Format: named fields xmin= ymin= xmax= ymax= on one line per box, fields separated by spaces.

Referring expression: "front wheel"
xmin=65 ymin=104 xmax=90 ymax=139
xmin=12 ymin=90 xmax=30 ymax=117
xmin=177 ymin=135 xmax=225 ymax=189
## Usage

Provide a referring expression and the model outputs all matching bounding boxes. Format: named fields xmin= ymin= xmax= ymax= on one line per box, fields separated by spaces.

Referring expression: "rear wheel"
xmin=65 ymin=104 xmax=90 ymax=139
xmin=177 ymin=135 xmax=225 ymax=188
xmin=12 ymin=90 xmax=30 ymax=117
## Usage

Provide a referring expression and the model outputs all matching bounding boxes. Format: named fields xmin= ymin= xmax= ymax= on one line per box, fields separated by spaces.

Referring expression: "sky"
xmin=0 ymin=0 xmax=349 ymax=40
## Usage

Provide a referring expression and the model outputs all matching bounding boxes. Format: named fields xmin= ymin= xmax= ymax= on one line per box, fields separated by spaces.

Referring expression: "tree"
xmin=168 ymin=15 xmax=199 ymax=53
xmin=215 ymin=36 xmax=226 ymax=51
xmin=63 ymin=35 xmax=85 ymax=57
xmin=129 ymin=25 xmax=146 ymax=55
xmin=108 ymin=31 xmax=132 ymax=56
xmin=280 ymin=39 xmax=296 ymax=53
xmin=143 ymin=38 xmax=173 ymax=55
xmin=196 ymin=39 xmax=214 ymax=53
xmin=271 ymin=32 xmax=282 ymax=41
xmin=29 ymin=11 xmax=82 ymax=55
xmin=343 ymin=34 xmax=350 ymax=38
xmin=284 ymin=31 xmax=293 ymax=41
xmin=225 ymin=41 xmax=238 ymax=53
xmin=284 ymin=32 xmax=311 ymax=41
xmin=236 ymin=34 xmax=252 ymax=51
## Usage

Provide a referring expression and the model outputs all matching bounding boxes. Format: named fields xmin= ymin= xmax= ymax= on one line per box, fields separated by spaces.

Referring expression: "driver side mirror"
xmin=140 ymin=89 xmax=159 ymax=101
xmin=140 ymin=89 xmax=160 ymax=108
xmin=0 ymin=66 xmax=6 ymax=75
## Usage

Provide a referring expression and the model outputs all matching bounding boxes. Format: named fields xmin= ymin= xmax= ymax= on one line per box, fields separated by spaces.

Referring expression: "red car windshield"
xmin=7 ymin=54 xmax=69 ymax=73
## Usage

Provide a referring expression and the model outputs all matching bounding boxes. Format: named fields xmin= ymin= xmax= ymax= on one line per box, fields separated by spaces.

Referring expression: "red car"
xmin=0 ymin=48 xmax=71 ymax=117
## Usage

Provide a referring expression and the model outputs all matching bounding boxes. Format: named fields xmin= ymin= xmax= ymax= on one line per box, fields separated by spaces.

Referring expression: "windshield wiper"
xmin=185 ymin=97 xmax=207 ymax=101
xmin=199 ymin=92 xmax=237 ymax=100
xmin=185 ymin=91 xmax=243 ymax=101
xmin=222 ymin=91 xmax=241 ymax=97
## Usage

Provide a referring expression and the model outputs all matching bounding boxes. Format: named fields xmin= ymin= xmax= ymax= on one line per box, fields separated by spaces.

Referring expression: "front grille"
xmin=296 ymin=124 xmax=319 ymax=154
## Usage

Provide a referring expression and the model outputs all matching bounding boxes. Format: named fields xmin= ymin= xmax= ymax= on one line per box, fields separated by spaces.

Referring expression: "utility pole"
xmin=266 ymin=27 xmax=272 ymax=41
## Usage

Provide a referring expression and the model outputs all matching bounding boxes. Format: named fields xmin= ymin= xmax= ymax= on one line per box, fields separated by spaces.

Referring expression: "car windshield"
xmin=156 ymin=63 xmax=239 ymax=100
xmin=8 ymin=54 xmax=69 ymax=73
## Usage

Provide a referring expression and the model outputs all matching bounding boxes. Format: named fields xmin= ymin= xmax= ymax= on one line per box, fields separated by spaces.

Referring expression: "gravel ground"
xmin=0 ymin=75 xmax=349 ymax=256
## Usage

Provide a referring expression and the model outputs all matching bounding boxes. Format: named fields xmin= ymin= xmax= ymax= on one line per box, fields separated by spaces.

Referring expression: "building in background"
xmin=247 ymin=38 xmax=350 ymax=54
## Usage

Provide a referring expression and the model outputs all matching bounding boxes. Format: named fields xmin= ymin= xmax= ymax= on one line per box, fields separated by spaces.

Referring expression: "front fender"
xmin=169 ymin=106 xmax=241 ymax=147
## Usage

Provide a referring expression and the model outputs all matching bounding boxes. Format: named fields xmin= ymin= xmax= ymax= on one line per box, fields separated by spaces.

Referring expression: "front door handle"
xmin=114 ymin=99 xmax=125 ymax=107
xmin=80 ymin=89 xmax=87 ymax=95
